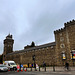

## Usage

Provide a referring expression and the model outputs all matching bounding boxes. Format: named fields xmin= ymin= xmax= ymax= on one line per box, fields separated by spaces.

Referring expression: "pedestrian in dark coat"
xmin=65 ymin=62 xmax=69 ymax=70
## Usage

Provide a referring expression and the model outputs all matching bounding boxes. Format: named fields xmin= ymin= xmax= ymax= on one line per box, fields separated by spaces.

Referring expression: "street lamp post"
xmin=52 ymin=53 xmax=55 ymax=71
xmin=52 ymin=53 xmax=55 ymax=72
xmin=32 ymin=54 xmax=36 ymax=70
xmin=51 ymin=46 xmax=55 ymax=72
xmin=33 ymin=55 xmax=35 ymax=67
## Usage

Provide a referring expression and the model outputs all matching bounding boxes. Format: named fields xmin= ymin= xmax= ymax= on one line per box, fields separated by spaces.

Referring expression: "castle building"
xmin=3 ymin=20 xmax=75 ymax=66
xmin=3 ymin=34 xmax=14 ymax=61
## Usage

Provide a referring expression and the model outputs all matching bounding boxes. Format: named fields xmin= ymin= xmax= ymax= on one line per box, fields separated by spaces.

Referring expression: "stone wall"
xmin=6 ymin=45 xmax=56 ymax=66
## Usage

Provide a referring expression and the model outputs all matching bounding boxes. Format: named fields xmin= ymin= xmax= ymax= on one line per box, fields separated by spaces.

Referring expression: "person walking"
xmin=65 ymin=62 xmax=69 ymax=70
xmin=43 ymin=61 xmax=45 ymax=67
xmin=43 ymin=61 xmax=46 ymax=67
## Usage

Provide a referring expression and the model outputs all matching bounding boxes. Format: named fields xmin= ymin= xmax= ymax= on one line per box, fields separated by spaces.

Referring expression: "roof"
xmin=4 ymin=61 xmax=15 ymax=63
xmin=7 ymin=42 xmax=56 ymax=55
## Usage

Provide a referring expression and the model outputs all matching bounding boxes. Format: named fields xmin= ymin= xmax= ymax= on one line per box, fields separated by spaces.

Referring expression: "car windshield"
xmin=10 ymin=63 xmax=16 ymax=65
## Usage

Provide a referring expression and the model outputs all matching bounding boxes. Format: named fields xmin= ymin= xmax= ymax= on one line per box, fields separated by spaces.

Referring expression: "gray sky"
xmin=0 ymin=0 xmax=75 ymax=54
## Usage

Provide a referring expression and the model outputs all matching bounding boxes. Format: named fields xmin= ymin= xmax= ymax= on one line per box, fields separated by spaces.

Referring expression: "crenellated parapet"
xmin=54 ymin=27 xmax=65 ymax=34
xmin=64 ymin=19 xmax=75 ymax=27
xmin=54 ymin=19 xmax=75 ymax=34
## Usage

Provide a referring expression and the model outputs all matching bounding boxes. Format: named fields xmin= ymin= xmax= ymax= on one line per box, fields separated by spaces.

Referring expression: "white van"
xmin=3 ymin=61 xmax=17 ymax=71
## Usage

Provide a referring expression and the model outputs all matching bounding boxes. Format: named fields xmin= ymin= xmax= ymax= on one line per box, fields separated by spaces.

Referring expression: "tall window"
xmin=71 ymin=50 xmax=75 ymax=59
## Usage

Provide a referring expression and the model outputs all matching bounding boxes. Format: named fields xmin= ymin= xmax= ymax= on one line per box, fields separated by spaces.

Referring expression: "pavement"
xmin=25 ymin=67 xmax=75 ymax=72
xmin=0 ymin=71 xmax=75 ymax=75
xmin=0 ymin=67 xmax=75 ymax=75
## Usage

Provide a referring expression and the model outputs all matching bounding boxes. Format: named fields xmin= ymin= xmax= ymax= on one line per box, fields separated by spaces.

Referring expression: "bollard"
xmin=35 ymin=67 xmax=36 ymax=71
xmin=45 ymin=67 xmax=46 ymax=72
xmin=26 ymin=67 xmax=27 ymax=71
xmin=8 ymin=67 xmax=10 ymax=71
xmin=31 ymin=67 xmax=32 ymax=71
xmin=17 ymin=68 xmax=19 ymax=72
xmin=17 ymin=65 xmax=20 ymax=72
xmin=21 ymin=67 xmax=23 ymax=72
xmin=39 ymin=66 xmax=40 ymax=71
xmin=53 ymin=65 xmax=55 ymax=72
xmin=24 ymin=67 xmax=27 ymax=72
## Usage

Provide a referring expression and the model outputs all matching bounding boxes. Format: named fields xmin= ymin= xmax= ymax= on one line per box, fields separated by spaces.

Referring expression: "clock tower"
xmin=3 ymin=34 xmax=14 ymax=61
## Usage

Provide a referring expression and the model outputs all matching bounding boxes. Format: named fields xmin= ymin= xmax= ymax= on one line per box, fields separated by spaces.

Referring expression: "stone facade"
xmin=5 ymin=42 xmax=56 ymax=66
xmin=54 ymin=19 xmax=75 ymax=66
xmin=3 ymin=20 xmax=75 ymax=66
xmin=3 ymin=34 xmax=14 ymax=61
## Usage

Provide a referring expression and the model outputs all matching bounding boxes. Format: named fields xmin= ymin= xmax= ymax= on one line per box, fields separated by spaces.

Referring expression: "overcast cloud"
xmin=0 ymin=0 xmax=75 ymax=54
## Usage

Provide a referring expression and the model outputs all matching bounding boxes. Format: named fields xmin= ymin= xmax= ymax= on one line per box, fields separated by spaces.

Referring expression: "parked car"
xmin=0 ymin=64 xmax=8 ymax=72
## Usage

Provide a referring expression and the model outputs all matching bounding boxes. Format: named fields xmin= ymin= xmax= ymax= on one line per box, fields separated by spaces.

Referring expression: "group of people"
xmin=43 ymin=61 xmax=70 ymax=71
xmin=18 ymin=62 xmax=69 ymax=71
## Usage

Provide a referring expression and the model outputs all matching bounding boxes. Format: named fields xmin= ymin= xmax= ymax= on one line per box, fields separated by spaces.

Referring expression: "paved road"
xmin=0 ymin=71 xmax=75 ymax=75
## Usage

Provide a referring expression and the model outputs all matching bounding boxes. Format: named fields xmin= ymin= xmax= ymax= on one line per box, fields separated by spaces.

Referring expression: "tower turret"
xmin=3 ymin=34 xmax=14 ymax=61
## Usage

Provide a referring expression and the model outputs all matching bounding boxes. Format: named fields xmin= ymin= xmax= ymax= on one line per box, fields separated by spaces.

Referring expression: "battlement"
xmin=64 ymin=19 xmax=75 ymax=27
xmin=54 ymin=19 xmax=75 ymax=34
xmin=54 ymin=27 xmax=65 ymax=34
